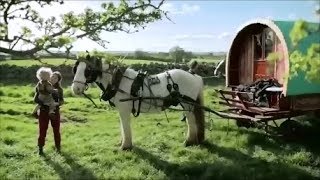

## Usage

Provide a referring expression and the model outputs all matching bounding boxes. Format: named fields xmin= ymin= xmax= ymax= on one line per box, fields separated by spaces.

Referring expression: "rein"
xmin=82 ymin=92 xmax=98 ymax=108
xmin=72 ymin=80 xmax=99 ymax=108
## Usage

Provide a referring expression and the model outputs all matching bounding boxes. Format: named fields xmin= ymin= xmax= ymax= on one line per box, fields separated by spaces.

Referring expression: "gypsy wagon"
xmin=214 ymin=18 xmax=320 ymax=135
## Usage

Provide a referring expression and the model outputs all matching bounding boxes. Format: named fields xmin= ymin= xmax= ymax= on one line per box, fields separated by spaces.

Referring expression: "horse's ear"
xmin=85 ymin=51 xmax=91 ymax=61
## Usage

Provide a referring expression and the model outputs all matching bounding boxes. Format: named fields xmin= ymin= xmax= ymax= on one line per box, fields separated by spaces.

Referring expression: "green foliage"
xmin=77 ymin=50 xmax=123 ymax=65
xmin=290 ymin=20 xmax=309 ymax=47
xmin=266 ymin=52 xmax=283 ymax=64
xmin=169 ymin=46 xmax=195 ymax=63
xmin=134 ymin=49 xmax=147 ymax=59
xmin=184 ymin=51 xmax=193 ymax=62
xmin=289 ymin=20 xmax=320 ymax=82
xmin=0 ymin=0 xmax=168 ymax=57
xmin=290 ymin=43 xmax=320 ymax=82
xmin=169 ymin=46 xmax=185 ymax=63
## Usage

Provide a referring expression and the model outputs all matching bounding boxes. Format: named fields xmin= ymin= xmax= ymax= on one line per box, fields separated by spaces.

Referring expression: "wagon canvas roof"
xmin=226 ymin=18 xmax=320 ymax=96
xmin=274 ymin=20 xmax=320 ymax=54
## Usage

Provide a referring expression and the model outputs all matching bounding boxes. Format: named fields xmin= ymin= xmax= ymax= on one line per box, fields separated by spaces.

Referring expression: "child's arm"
xmin=34 ymin=89 xmax=44 ymax=106
xmin=46 ymin=83 xmax=55 ymax=93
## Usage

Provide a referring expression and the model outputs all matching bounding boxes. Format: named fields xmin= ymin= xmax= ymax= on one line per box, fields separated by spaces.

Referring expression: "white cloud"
xmin=288 ymin=13 xmax=297 ymax=20
xmin=265 ymin=15 xmax=274 ymax=20
xmin=172 ymin=34 xmax=215 ymax=40
xmin=162 ymin=3 xmax=200 ymax=15
xmin=217 ymin=32 xmax=231 ymax=39
xmin=180 ymin=4 xmax=200 ymax=15
xmin=171 ymin=32 xmax=232 ymax=41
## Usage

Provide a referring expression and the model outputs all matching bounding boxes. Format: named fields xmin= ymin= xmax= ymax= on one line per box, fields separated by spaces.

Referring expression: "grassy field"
xmin=0 ymin=57 xmax=220 ymax=67
xmin=0 ymin=82 xmax=319 ymax=180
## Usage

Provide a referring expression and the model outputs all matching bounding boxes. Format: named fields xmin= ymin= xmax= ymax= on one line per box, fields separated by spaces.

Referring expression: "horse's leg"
xmin=184 ymin=111 xmax=199 ymax=146
xmin=119 ymin=108 xmax=133 ymax=150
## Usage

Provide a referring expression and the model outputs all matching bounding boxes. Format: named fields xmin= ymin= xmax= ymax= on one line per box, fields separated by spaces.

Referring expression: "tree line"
xmin=132 ymin=46 xmax=224 ymax=63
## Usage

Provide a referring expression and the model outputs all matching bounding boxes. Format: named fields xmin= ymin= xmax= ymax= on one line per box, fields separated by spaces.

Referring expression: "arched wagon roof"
xmin=226 ymin=18 xmax=320 ymax=96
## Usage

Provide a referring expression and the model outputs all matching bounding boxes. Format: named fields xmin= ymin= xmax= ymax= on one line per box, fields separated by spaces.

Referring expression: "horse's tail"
xmin=194 ymin=83 xmax=205 ymax=143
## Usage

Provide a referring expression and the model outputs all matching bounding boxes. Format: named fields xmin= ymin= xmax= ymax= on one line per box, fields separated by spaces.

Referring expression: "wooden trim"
xmin=251 ymin=35 xmax=254 ymax=82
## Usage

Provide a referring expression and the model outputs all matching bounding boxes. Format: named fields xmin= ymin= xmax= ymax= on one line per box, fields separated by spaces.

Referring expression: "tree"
xmin=288 ymin=3 xmax=320 ymax=82
xmin=0 ymin=0 xmax=169 ymax=58
xmin=169 ymin=46 xmax=185 ymax=63
xmin=184 ymin=51 xmax=193 ymax=62
xmin=134 ymin=49 xmax=146 ymax=59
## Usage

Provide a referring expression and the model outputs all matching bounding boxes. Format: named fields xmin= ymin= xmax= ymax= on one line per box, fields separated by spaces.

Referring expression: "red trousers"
xmin=38 ymin=109 xmax=61 ymax=148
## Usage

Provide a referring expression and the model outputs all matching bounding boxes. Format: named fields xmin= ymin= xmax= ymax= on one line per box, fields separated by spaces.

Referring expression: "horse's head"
xmin=71 ymin=54 xmax=103 ymax=95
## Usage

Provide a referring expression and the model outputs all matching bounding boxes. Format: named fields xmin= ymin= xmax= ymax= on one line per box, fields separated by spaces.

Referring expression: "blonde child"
xmin=32 ymin=67 xmax=58 ymax=118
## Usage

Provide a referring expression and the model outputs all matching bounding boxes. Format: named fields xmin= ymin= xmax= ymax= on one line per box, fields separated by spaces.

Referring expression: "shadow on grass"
xmin=133 ymin=142 xmax=316 ymax=180
xmin=43 ymin=152 xmax=97 ymax=180
xmin=245 ymin=117 xmax=320 ymax=156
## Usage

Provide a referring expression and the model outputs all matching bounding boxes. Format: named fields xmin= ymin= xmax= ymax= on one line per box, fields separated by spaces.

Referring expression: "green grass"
xmin=0 ymin=83 xmax=320 ymax=180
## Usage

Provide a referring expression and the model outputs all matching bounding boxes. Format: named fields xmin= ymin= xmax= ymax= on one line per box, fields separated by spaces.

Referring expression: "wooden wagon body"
xmin=215 ymin=18 xmax=320 ymax=134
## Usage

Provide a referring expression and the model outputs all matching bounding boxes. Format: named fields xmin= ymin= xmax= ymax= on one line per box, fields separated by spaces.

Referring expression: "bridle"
xmin=72 ymin=56 xmax=120 ymax=107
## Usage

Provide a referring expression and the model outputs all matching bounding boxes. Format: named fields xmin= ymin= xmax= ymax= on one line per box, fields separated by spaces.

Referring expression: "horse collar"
xmin=98 ymin=67 xmax=126 ymax=106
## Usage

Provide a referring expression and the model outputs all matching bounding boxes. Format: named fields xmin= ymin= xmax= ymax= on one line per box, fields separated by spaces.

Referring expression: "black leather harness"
xmin=99 ymin=66 xmax=127 ymax=107
xmin=130 ymin=71 xmax=148 ymax=117
xmin=103 ymin=70 xmax=197 ymax=116
xmin=73 ymin=54 xmax=197 ymax=116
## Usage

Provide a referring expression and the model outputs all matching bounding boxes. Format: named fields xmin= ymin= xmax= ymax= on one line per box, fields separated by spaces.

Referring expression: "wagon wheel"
xmin=279 ymin=119 xmax=302 ymax=140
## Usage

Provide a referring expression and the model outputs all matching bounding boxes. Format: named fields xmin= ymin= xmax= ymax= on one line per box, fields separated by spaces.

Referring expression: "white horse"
xmin=71 ymin=56 xmax=205 ymax=150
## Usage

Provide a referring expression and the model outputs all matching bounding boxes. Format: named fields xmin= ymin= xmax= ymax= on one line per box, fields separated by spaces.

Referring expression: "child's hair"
xmin=36 ymin=67 xmax=52 ymax=81
xmin=189 ymin=60 xmax=199 ymax=70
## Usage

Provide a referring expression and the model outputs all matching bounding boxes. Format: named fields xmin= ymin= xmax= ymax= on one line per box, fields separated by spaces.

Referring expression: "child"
xmin=32 ymin=67 xmax=58 ymax=118
xmin=34 ymin=70 xmax=64 ymax=155
xmin=188 ymin=60 xmax=199 ymax=75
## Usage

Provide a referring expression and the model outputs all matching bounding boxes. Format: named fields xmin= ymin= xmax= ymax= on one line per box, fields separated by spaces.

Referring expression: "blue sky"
xmin=7 ymin=0 xmax=320 ymax=52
